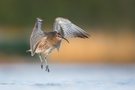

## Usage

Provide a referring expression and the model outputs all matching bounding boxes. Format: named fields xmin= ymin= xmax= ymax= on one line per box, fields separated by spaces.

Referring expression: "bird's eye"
xmin=57 ymin=33 xmax=61 ymax=37
xmin=57 ymin=33 xmax=61 ymax=35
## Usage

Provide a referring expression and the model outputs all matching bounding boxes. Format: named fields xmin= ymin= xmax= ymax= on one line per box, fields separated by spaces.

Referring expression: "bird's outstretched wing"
xmin=29 ymin=18 xmax=45 ymax=56
xmin=53 ymin=17 xmax=89 ymax=38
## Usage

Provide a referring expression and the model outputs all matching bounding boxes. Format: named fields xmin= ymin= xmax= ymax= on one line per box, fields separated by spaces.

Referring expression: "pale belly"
xmin=42 ymin=47 xmax=55 ymax=56
xmin=35 ymin=41 xmax=55 ymax=54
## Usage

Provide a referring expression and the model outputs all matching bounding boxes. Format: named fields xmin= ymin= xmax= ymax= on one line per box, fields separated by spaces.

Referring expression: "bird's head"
xmin=56 ymin=32 xmax=69 ymax=43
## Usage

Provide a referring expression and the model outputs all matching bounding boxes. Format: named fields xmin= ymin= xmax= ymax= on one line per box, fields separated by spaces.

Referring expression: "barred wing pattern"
xmin=53 ymin=17 xmax=89 ymax=38
xmin=30 ymin=25 xmax=44 ymax=56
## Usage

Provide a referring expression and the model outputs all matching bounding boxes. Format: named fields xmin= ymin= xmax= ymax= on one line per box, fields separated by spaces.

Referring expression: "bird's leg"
xmin=43 ymin=57 xmax=50 ymax=72
xmin=38 ymin=54 xmax=44 ymax=69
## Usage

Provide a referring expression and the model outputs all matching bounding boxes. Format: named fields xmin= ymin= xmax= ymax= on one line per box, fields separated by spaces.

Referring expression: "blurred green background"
xmin=0 ymin=0 xmax=135 ymax=63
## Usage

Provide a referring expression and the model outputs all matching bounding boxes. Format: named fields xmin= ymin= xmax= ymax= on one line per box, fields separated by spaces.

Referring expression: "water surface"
xmin=0 ymin=64 xmax=135 ymax=90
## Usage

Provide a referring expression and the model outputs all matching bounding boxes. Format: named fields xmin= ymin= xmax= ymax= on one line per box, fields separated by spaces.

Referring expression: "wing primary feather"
xmin=53 ymin=17 xmax=90 ymax=39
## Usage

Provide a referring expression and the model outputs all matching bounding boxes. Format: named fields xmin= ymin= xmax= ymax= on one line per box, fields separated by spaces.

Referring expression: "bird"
xmin=28 ymin=17 xmax=90 ymax=72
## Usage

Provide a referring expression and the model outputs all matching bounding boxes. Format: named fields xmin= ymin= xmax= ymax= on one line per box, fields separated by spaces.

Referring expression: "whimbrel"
xmin=28 ymin=17 xmax=89 ymax=72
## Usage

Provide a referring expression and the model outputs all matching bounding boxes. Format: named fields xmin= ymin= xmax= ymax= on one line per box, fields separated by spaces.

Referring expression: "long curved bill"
xmin=62 ymin=36 xmax=69 ymax=43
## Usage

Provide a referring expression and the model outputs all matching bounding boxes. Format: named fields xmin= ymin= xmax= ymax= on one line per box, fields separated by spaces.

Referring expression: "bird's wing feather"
xmin=30 ymin=26 xmax=45 ymax=56
xmin=53 ymin=17 xmax=89 ymax=38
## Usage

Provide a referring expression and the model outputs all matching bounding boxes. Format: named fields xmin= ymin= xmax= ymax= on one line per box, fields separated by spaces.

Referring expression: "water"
xmin=0 ymin=64 xmax=135 ymax=90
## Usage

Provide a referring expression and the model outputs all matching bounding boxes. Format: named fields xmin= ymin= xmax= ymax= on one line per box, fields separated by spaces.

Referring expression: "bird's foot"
xmin=45 ymin=65 xmax=50 ymax=72
xmin=41 ymin=64 xmax=43 ymax=69
xmin=40 ymin=64 xmax=50 ymax=72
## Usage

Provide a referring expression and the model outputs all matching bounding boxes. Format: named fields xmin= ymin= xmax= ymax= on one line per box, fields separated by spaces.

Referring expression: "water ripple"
xmin=33 ymin=83 xmax=62 ymax=87
xmin=0 ymin=83 xmax=15 ymax=85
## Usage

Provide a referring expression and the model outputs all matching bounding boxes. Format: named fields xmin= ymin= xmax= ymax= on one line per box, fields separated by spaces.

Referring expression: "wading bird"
xmin=28 ymin=17 xmax=89 ymax=72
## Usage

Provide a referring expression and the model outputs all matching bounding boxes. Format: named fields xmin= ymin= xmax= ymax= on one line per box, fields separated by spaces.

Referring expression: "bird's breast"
xmin=49 ymin=36 xmax=62 ymax=47
xmin=35 ymin=36 xmax=62 ymax=56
